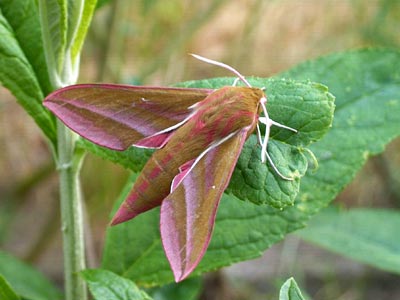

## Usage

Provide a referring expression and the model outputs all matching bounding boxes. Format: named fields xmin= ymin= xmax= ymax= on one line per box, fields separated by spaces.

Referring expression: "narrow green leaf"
xmin=66 ymin=0 xmax=84 ymax=50
xmin=101 ymin=49 xmax=400 ymax=286
xmin=38 ymin=0 xmax=68 ymax=86
xmin=279 ymin=278 xmax=305 ymax=300
xmin=0 ymin=6 xmax=56 ymax=144
xmin=81 ymin=269 xmax=152 ymax=300
xmin=69 ymin=0 xmax=97 ymax=69
xmin=0 ymin=275 xmax=20 ymax=300
xmin=297 ymin=208 xmax=400 ymax=274
xmin=0 ymin=251 xmax=62 ymax=300
xmin=39 ymin=0 xmax=97 ymax=86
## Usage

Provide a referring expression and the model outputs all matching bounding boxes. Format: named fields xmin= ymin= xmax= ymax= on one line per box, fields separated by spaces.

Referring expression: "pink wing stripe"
xmin=44 ymin=103 xmax=131 ymax=150
xmin=170 ymin=159 xmax=196 ymax=191
xmin=134 ymin=132 xmax=174 ymax=148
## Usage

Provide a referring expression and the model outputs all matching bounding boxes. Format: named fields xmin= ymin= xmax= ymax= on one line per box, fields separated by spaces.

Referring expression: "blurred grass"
xmin=1 ymin=0 xmax=399 ymax=299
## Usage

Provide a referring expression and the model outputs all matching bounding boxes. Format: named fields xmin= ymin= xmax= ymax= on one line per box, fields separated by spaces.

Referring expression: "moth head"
xmin=191 ymin=54 xmax=298 ymax=180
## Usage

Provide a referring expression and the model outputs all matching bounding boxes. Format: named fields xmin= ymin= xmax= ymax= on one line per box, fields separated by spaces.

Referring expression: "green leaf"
xmin=1 ymin=0 xmax=52 ymax=95
xmin=279 ymin=278 xmax=305 ymax=300
xmin=0 ymin=275 xmax=20 ymax=300
xmin=281 ymin=48 xmax=400 ymax=233
xmin=81 ymin=269 xmax=152 ymax=300
xmin=0 ymin=251 xmax=62 ymax=300
xmin=79 ymin=78 xmax=333 ymax=208
xmin=101 ymin=49 xmax=400 ymax=285
xmin=297 ymin=207 xmax=400 ymax=274
xmin=0 ymin=2 xmax=56 ymax=144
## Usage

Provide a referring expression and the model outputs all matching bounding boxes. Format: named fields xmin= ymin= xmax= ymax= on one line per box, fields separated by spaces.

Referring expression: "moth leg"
xmin=258 ymin=118 xmax=298 ymax=136
xmin=264 ymin=149 xmax=295 ymax=181
xmin=270 ymin=119 xmax=297 ymax=133
xmin=256 ymin=124 xmax=263 ymax=146
xmin=258 ymin=97 xmax=297 ymax=180
xmin=258 ymin=120 xmax=295 ymax=181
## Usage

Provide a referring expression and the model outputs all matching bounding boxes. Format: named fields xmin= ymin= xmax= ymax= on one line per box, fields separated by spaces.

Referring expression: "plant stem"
xmin=57 ymin=120 xmax=87 ymax=300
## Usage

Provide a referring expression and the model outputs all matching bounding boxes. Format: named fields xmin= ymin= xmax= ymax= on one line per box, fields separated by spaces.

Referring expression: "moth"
xmin=44 ymin=55 xmax=296 ymax=282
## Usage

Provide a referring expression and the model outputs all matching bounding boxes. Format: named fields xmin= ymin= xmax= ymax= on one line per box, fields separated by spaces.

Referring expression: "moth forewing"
xmin=43 ymin=84 xmax=212 ymax=150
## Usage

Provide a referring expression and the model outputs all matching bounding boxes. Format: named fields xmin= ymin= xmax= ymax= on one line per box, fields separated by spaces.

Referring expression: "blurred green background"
xmin=1 ymin=0 xmax=399 ymax=299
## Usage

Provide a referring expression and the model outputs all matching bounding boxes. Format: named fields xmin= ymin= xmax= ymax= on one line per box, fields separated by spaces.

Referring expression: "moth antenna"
xmin=232 ymin=77 xmax=240 ymax=87
xmin=190 ymin=54 xmax=252 ymax=88
xmin=259 ymin=97 xmax=296 ymax=180
xmin=256 ymin=124 xmax=263 ymax=146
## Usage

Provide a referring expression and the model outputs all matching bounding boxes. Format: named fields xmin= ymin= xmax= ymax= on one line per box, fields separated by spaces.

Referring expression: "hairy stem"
xmin=57 ymin=121 xmax=87 ymax=300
